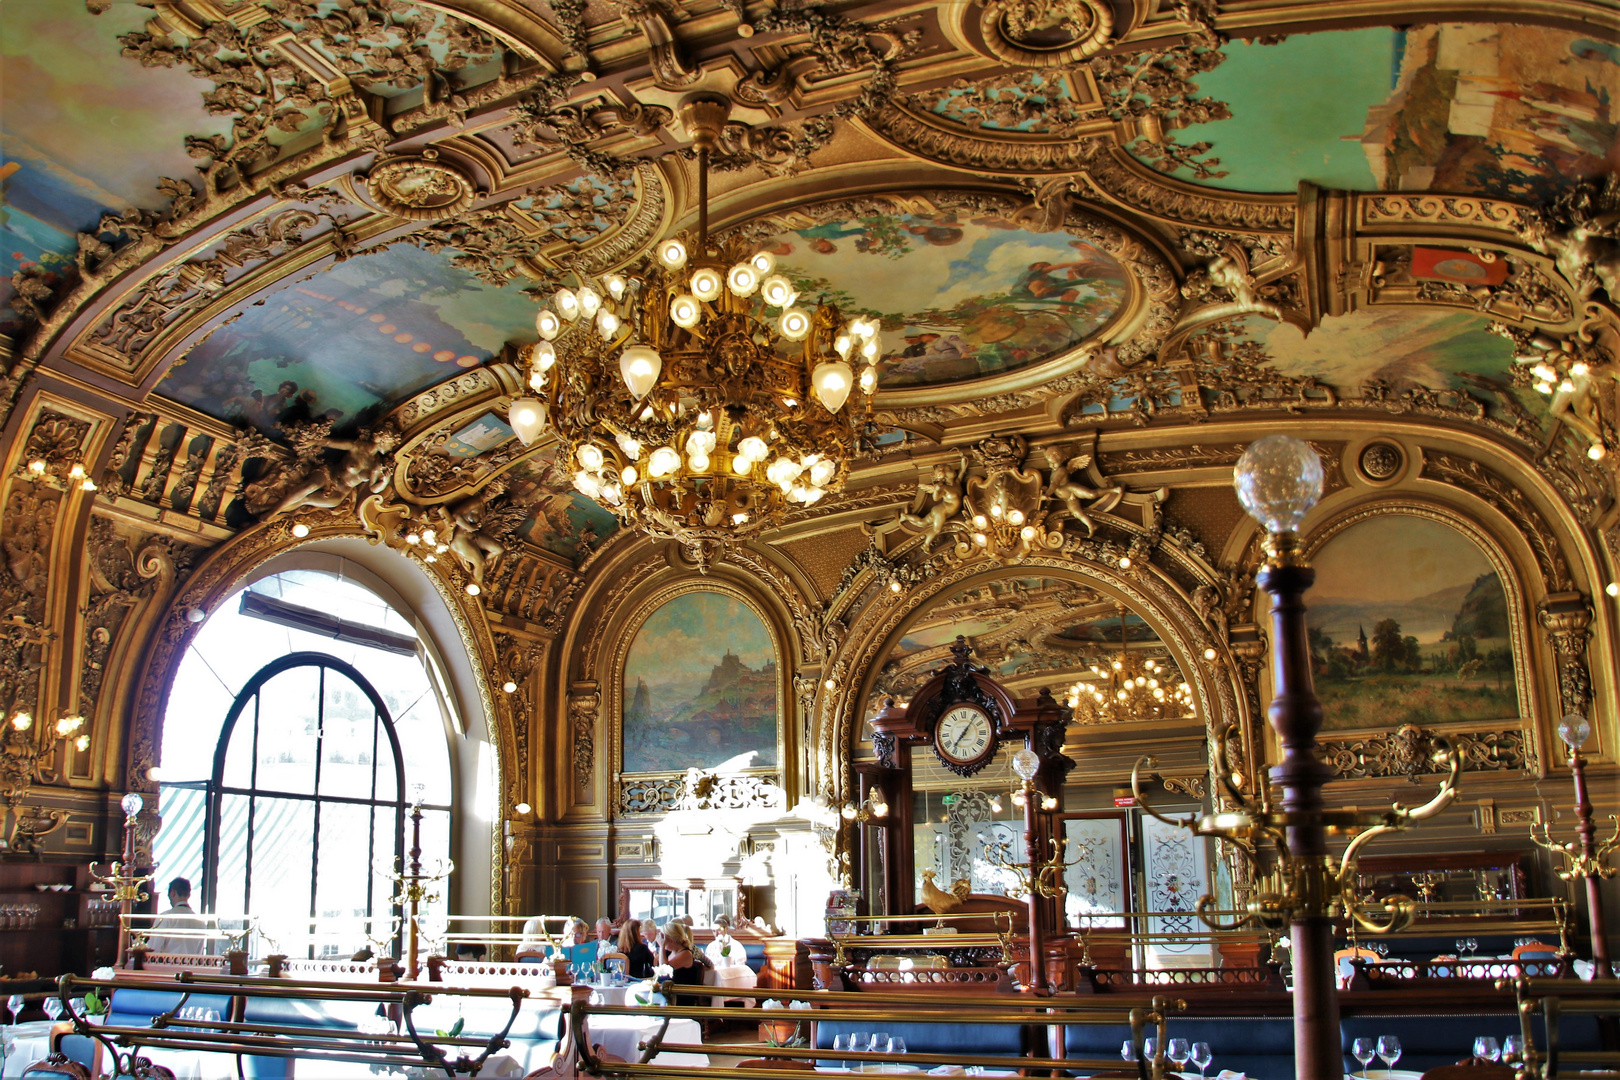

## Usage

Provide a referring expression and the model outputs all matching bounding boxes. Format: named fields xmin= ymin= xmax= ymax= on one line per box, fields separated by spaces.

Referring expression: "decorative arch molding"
xmin=818 ymin=550 xmax=1243 ymax=807
xmin=125 ymin=517 xmax=508 ymax=913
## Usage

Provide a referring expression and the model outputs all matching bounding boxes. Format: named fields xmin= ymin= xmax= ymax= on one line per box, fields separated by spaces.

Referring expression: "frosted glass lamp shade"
xmin=121 ymin=792 xmax=144 ymax=816
xmin=509 ymin=399 xmax=548 ymax=445
xmin=620 ymin=346 xmax=662 ymax=398
xmin=812 ymin=360 xmax=854 ymax=413
xmin=1558 ymin=712 xmax=1591 ymax=748
xmin=1011 ymin=748 xmax=1041 ymax=782
xmin=1233 ymin=435 xmax=1324 ymax=533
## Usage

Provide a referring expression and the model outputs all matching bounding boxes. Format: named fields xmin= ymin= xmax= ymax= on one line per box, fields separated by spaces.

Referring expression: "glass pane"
xmin=373 ymin=804 xmax=403 ymax=914
xmin=319 ymin=669 xmax=377 ymax=797
xmin=249 ymin=797 xmax=315 ymax=937
xmin=394 ymin=696 xmax=449 ymax=805
xmin=153 ymin=786 xmax=207 ymax=903
xmin=213 ymin=794 xmax=250 ymax=914
xmin=314 ymin=803 xmax=374 ymax=956
xmin=255 ymin=667 xmax=320 ymax=794
xmin=221 ymin=695 xmax=255 ymax=789
xmin=160 ymin=652 xmax=237 ymax=783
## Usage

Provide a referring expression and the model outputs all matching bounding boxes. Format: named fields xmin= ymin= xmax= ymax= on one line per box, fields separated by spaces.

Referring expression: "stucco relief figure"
xmin=249 ymin=423 xmax=401 ymax=520
xmin=1181 ymin=241 xmax=1288 ymax=323
xmin=441 ymin=478 xmax=527 ymax=586
xmin=1041 ymin=446 xmax=1122 ymax=536
xmin=897 ymin=454 xmax=967 ymax=546
xmin=1523 ymin=178 xmax=1620 ymax=303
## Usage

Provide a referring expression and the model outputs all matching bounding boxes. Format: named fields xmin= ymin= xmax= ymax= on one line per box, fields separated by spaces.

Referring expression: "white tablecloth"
xmin=712 ymin=963 xmax=758 ymax=1002
xmin=583 ymin=1014 xmax=707 ymax=1067
xmin=582 ymin=983 xmax=630 ymax=1007
xmin=1 ymin=1022 xmax=59 ymax=1078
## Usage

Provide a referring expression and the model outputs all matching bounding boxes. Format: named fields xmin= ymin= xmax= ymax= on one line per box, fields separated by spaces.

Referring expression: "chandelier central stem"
xmin=698 ymin=146 xmax=709 ymax=251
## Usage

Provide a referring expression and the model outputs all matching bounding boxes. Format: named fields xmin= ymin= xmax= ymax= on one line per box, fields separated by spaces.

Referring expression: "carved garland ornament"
xmin=365 ymin=153 xmax=476 ymax=221
xmin=1319 ymin=724 xmax=1535 ymax=780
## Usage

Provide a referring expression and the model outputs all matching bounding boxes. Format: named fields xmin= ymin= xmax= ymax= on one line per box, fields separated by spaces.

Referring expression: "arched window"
xmin=155 ymin=566 xmax=453 ymax=954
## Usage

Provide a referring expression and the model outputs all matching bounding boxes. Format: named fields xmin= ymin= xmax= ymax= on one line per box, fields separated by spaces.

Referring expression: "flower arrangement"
xmin=759 ymin=998 xmax=811 ymax=1046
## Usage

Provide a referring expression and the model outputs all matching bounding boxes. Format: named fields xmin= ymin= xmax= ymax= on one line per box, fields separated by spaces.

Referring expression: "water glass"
xmin=1190 ymin=1041 xmax=1213 ymax=1079
xmin=1352 ymin=1037 xmax=1376 ymax=1078
xmin=1143 ymin=1036 xmax=1158 ymax=1061
xmin=1377 ymin=1035 xmax=1402 ymax=1069
xmin=1121 ymin=1038 xmax=1136 ymax=1062
xmin=1168 ymin=1038 xmax=1191 ymax=1071
xmin=1474 ymin=1036 xmax=1500 ymax=1062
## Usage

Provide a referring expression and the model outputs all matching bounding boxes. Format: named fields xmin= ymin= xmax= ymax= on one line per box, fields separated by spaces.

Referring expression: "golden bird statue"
xmin=919 ymin=870 xmax=972 ymax=914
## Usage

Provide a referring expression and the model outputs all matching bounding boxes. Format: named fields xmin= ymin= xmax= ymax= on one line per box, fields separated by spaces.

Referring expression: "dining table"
xmin=582 ymin=1013 xmax=709 ymax=1068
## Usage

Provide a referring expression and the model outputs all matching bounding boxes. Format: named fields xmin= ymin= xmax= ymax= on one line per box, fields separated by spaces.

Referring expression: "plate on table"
xmin=1344 ymin=1071 xmax=1422 ymax=1079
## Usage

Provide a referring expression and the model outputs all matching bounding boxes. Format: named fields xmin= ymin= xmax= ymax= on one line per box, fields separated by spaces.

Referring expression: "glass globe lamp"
xmin=121 ymin=792 xmax=143 ymax=817
xmin=1011 ymin=747 xmax=1041 ymax=783
xmin=1233 ymin=436 xmax=1324 ymax=535
xmin=1557 ymin=712 xmax=1591 ymax=749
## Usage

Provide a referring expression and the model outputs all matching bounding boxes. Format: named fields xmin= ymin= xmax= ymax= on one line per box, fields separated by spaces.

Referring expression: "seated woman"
xmin=658 ymin=920 xmax=710 ymax=997
xmin=704 ymin=915 xmax=742 ymax=968
xmin=619 ymin=918 xmax=656 ymax=978
xmin=515 ymin=914 xmax=555 ymax=961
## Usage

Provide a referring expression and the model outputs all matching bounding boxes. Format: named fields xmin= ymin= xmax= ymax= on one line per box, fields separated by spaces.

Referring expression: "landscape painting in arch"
xmin=621 ymin=592 xmax=779 ymax=774
xmin=1307 ymin=515 xmax=1521 ymax=732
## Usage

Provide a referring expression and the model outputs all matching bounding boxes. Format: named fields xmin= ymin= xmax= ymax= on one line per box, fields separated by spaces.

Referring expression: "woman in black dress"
xmin=618 ymin=918 xmax=656 ymax=978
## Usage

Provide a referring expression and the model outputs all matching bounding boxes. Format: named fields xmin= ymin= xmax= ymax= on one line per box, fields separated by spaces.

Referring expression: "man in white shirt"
xmin=148 ymin=877 xmax=205 ymax=956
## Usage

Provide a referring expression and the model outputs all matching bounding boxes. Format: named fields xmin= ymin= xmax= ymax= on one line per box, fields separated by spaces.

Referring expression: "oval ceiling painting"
xmin=760 ymin=210 xmax=1129 ymax=389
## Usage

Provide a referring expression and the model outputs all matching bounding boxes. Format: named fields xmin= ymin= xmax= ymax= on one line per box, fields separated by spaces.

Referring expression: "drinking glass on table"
xmin=849 ymin=1030 xmax=871 ymax=1071
xmin=7 ymin=994 xmax=23 ymax=1026
xmin=885 ymin=1036 xmax=906 ymax=1057
xmin=1190 ymin=1041 xmax=1213 ymax=1079
xmin=1121 ymin=1038 xmax=1136 ymax=1062
xmin=1143 ymin=1036 xmax=1158 ymax=1063
xmin=1503 ymin=1035 xmax=1524 ymax=1063
xmin=1351 ymin=1037 xmax=1376 ymax=1078
xmin=1377 ymin=1035 xmax=1402 ymax=1070
xmin=869 ymin=1032 xmax=890 ymax=1072
xmin=1167 ymin=1038 xmax=1191 ymax=1073
xmin=42 ymin=996 xmax=62 ymax=1023
xmin=1474 ymin=1036 xmax=1500 ymax=1063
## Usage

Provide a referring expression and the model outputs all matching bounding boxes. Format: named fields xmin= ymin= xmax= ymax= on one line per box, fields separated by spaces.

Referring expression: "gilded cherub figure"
xmin=897 ymin=454 xmax=967 ymax=546
xmin=1042 ymin=446 xmax=1123 ymax=536
xmin=250 ymin=421 xmax=401 ymax=520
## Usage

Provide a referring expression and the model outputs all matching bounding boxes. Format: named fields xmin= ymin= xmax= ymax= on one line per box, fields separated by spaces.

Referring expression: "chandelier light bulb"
xmin=657 ymin=239 xmax=688 ymax=270
xmin=1607 ymin=582 xmax=1619 ymax=598
xmin=738 ymin=436 xmax=769 ymax=462
xmin=621 ymin=465 xmax=638 ymax=486
xmin=69 ymin=463 xmax=85 ymax=480
xmin=688 ymin=453 xmax=710 ymax=472
xmin=648 ymin=446 xmax=681 ymax=478
xmin=861 ymin=335 xmax=881 ymax=360
xmin=749 ymin=251 xmax=776 ymax=275
xmin=859 ymin=365 xmax=878 ymax=394
xmin=760 ymin=275 xmax=796 ymax=307
xmin=28 ymin=460 xmax=45 ymax=475
xmin=601 ymin=482 xmax=623 ymax=505
xmin=536 ymin=309 xmax=561 ymax=339
xmin=686 ymin=430 xmax=717 ymax=457
xmin=616 ymin=434 xmax=642 ymax=460
xmin=1532 ymin=362 xmax=1557 ymax=382
xmin=11 ymin=712 xmax=31 ymax=731
xmin=1020 ymin=525 xmax=1035 ymax=540
xmin=778 ymin=307 xmax=812 ymax=341
xmin=726 ymin=263 xmax=759 ymax=297
xmin=595 ymin=309 xmax=621 ymax=339
xmin=1007 ymin=509 xmax=1025 ymax=525
xmin=1559 ymin=379 xmax=1576 ymax=394
xmin=1233 ymin=435 xmax=1324 ymax=534
xmin=528 ymin=369 xmax=546 ymax=391
xmin=291 ymin=522 xmax=310 ymax=538
xmin=1571 ymin=361 xmax=1590 ymax=377
xmin=803 ymin=487 xmax=825 ymax=505
xmin=577 ymin=286 xmax=602 ymax=318
xmin=573 ymin=470 xmax=603 ymax=498
xmin=619 ymin=345 xmax=663 ymax=398
xmin=577 ymin=443 xmax=606 ymax=471
xmin=732 ymin=456 xmax=752 ymax=476
xmin=834 ymin=334 xmax=853 ymax=359
xmin=690 ymin=266 xmax=723 ymax=302
xmin=509 ymin=399 xmax=548 ymax=445
xmin=732 ymin=512 xmax=749 ymax=525
xmin=812 ymin=360 xmax=854 ymax=413
xmin=670 ymin=294 xmax=701 ymax=328
xmin=534 ymin=340 xmax=557 ymax=370
xmin=809 ymin=458 xmax=836 ymax=486
xmin=76 ymin=734 xmax=90 ymax=752
xmin=1536 ymin=382 xmax=1554 ymax=395
xmin=602 ymin=274 xmax=627 ymax=301
xmin=554 ymin=288 xmax=580 ymax=320
xmin=1590 ymin=443 xmax=1607 ymax=461
xmin=766 ymin=457 xmax=801 ymax=487
xmin=848 ymin=317 xmax=876 ymax=339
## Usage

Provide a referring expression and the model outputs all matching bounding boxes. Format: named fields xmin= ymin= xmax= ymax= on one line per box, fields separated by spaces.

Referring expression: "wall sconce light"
xmin=24 ymin=455 xmax=96 ymax=492
xmin=841 ymin=789 xmax=888 ymax=822
xmin=502 ymin=680 xmax=518 ymax=694
xmin=513 ymin=802 xmax=532 ymax=816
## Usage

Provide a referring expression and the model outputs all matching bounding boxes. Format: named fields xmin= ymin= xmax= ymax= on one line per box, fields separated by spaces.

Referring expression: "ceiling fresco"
xmin=158 ymin=244 xmax=539 ymax=432
xmin=498 ymin=452 xmax=621 ymax=566
xmin=1152 ymin=24 xmax=1620 ymax=198
xmin=765 ymin=211 xmax=1130 ymax=388
xmin=0 ymin=0 xmax=230 ymax=311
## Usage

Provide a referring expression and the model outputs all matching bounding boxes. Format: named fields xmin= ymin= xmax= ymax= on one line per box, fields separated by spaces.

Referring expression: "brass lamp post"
xmin=1530 ymin=712 xmax=1617 ymax=978
xmin=1134 ymin=436 xmax=1461 ymax=1080
xmin=90 ymin=792 xmax=154 ymax=966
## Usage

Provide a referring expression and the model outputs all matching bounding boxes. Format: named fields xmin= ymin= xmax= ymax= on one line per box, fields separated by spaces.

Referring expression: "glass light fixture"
xmin=657 ymin=239 xmax=688 ymax=269
xmin=1012 ymin=748 xmax=1041 ymax=782
xmin=121 ymin=792 xmax=143 ymax=816
xmin=554 ymin=288 xmax=580 ymax=320
xmin=690 ymin=267 xmax=723 ymax=302
xmin=749 ymin=251 xmax=776 ymax=275
xmin=603 ymin=274 xmax=627 ymax=301
xmin=727 ymin=263 xmax=759 ymax=297
xmin=812 ymin=361 xmax=854 ymax=413
xmin=1557 ymin=712 xmax=1590 ymax=749
xmin=595 ymin=308 xmax=620 ymax=339
xmin=738 ymin=436 xmax=768 ymax=461
xmin=577 ymin=443 xmax=606 ymax=471
xmin=670 ymin=294 xmax=701 ymax=328
xmin=1233 ymin=435 xmax=1324 ymax=535
xmin=760 ymin=275 xmax=795 ymax=307
xmin=536 ymin=309 xmax=561 ymax=340
xmin=779 ymin=308 xmax=812 ymax=341
xmin=577 ymin=286 xmax=602 ymax=318
xmin=533 ymin=340 xmax=557 ymax=370
xmin=509 ymin=399 xmax=548 ymax=445
xmin=620 ymin=346 xmax=662 ymax=399
xmin=648 ymin=446 xmax=681 ymax=478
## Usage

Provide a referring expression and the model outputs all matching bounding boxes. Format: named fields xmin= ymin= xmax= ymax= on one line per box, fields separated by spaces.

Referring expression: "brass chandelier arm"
xmin=1130 ymin=755 xmax=1200 ymax=831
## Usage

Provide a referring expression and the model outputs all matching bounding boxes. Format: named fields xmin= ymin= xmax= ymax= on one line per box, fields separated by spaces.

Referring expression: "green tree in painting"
xmin=1485 ymin=646 xmax=1513 ymax=688
xmin=1371 ymin=619 xmax=1405 ymax=671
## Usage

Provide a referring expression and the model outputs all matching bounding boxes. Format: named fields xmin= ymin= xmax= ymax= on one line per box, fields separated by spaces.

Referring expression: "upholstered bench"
xmin=1066 ymin=1016 xmax=1295 ymax=1079
xmin=236 ymin=994 xmax=383 ymax=1079
xmin=815 ymin=1017 xmax=1026 ymax=1062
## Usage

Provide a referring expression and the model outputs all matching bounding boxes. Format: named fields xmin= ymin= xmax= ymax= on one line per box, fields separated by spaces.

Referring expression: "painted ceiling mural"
xmin=764 ymin=211 xmax=1130 ymax=388
xmin=160 ymin=244 xmax=540 ymax=432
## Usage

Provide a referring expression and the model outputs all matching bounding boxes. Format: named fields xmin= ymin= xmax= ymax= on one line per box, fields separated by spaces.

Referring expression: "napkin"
xmin=926 ymin=1069 xmax=965 ymax=1076
xmin=1215 ymin=1071 xmax=1247 ymax=1080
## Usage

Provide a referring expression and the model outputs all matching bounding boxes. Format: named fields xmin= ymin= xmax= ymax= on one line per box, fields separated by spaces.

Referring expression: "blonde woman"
xmin=658 ymin=919 xmax=708 ymax=990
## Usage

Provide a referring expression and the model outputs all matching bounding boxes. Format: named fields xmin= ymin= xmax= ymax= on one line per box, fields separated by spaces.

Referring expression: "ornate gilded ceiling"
xmin=1 ymin=0 xmax=1617 ymax=568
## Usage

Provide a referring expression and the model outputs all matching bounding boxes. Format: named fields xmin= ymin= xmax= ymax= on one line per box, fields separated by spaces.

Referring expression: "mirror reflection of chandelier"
xmin=1067 ymin=607 xmax=1193 ymax=723
xmin=509 ymin=95 xmax=884 ymax=563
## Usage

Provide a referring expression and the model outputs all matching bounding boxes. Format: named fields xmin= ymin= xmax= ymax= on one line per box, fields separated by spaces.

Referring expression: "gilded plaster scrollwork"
xmin=1537 ymin=599 xmax=1594 ymax=720
xmin=244 ymin=420 xmax=401 ymax=521
xmin=569 ymin=688 xmax=600 ymax=797
xmin=1319 ymin=724 xmax=1534 ymax=781
xmin=1419 ymin=453 xmax=1573 ymax=594
xmin=364 ymin=152 xmax=477 ymax=220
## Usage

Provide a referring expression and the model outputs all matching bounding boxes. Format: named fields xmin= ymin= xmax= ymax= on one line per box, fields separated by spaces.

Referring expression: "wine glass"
xmin=1168 ymin=1038 xmax=1191 ymax=1073
xmin=1474 ymin=1036 xmax=1500 ymax=1063
xmin=42 ymin=997 xmax=61 ymax=1023
xmin=1467 ymin=938 xmax=1479 ymax=956
xmin=1503 ymin=1035 xmax=1523 ymax=1063
xmin=1377 ymin=1035 xmax=1402 ymax=1070
xmin=1351 ymin=1037 xmax=1376 ymax=1078
xmin=886 ymin=1036 xmax=906 ymax=1057
xmin=849 ymin=1030 xmax=871 ymax=1071
xmin=7 ymin=995 xmax=24 ymax=1026
xmin=1455 ymin=938 xmax=1467 ymax=954
xmin=1121 ymin=1038 xmax=1137 ymax=1062
xmin=1190 ymin=1042 xmax=1213 ymax=1079
xmin=1143 ymin=1036 xmax=1158 ymax=1063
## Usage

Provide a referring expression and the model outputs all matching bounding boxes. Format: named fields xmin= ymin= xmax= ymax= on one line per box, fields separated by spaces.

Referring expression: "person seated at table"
xmin=619 ymin=919 xmax=655 ymax=978
xmin=704 ymin=915 xmax=742 ymax=968
xmin=149 ymin=877 xmax=206 ymax=956
xmin=516 ymin=914 xmax=559 ymax=960
xmin=594 ymin=918 xmax=617 ymax=960
xmin=658 ymin=920 xmax=710 ymax=993
xmin=455 ymin=943 xmax=486 ymax=962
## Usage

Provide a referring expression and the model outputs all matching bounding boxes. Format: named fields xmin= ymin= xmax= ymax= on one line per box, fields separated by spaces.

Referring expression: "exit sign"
xmin=1113 ymin=795 xmax=1136 ymax=808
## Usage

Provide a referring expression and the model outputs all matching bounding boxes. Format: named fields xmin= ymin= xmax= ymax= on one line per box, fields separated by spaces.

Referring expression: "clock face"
xmin=935 ymin=703 xmax=995 ymax=771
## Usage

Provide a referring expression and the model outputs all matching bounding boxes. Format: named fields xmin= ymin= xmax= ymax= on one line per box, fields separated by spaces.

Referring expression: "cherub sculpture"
xmin=1042 ymin=446 xmax=1123 ymax=536
xmin=251 ymin=421 xmax=401 ymax=520
xmin=1523 ymin=176 xmax=1620 ymax=303
xmin=897 ymin=453 xmax=967 ymax=546
xmin=442 ymin=477 xmax=528 ymax=586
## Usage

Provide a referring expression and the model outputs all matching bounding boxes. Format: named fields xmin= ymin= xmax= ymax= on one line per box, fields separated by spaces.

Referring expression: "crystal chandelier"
xmin=508 ymin=96 xmax=882 ymax=562
xmin=1067 ymin=607 xmax=1193 ymax=723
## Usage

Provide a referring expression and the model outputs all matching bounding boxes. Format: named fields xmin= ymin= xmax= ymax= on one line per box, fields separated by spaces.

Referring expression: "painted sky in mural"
xmin=159 ymin=245 xmax=539 ymax=431
xmin=622 ymin=592 xmax=778 ymax=774
xmin=0 ymin=0 xmax=230 ymax=311
xmin=1152 ymin=24 xmax=1618 ymax=198
xmin=1308 ymin=515 xmax=1519 ymax=731
xmin=762 ymin=212 xmax=1129 ymax=388
xmin=1237 ymin=306 xmax=1538 ymax=426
